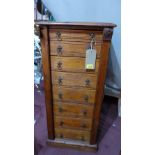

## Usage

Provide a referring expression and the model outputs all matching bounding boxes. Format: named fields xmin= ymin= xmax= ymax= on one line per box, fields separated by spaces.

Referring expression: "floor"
xmin=34 ymin=82 xmax=121 ymax=155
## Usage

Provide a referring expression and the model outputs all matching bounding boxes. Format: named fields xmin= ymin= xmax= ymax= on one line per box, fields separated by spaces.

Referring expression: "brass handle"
xmin=56 ymin=31 xmax=61 ymax=40
xmin=81 ymin=135 xmax=85 ymax=141
xmin=58 ymin=92 xmax=63 ymax=99
xmin=82 ymin=110 xmax=87 ymax=116
xmin=59 ymin=121 xmax=64 ymax=126
xmin=81 ymin=123 xmax=86 ymax=128
xmin=89 ymin=32 xmax=95 ymax=39
xmin=57 ymin=45 xmax=63 ymax=55
xmin=60 ymin=133 xmax=63 ymax=138
xmin=84 ymin=95 xmax=89 ymax=102
xmin=58 ymin=76 xmax=63 ymax=85
xmin=85 ymin=79 xmax=90 ymax=86
xmin=58 ymin=107 xmax=63 ymax=113
xmin=57 ymin=61 xmax=62 ymax=70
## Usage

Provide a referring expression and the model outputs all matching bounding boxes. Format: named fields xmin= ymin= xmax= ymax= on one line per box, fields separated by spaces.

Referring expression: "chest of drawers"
xmin=36 ymin=22 xmax=116 ymax=151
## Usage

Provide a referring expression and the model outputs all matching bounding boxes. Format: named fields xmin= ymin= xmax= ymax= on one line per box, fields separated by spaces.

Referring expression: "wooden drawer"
xmin=50 ymin=41 xmax=101 ymax=58
xmin=55 ymin=128 xmax=90 ymax=142
xmin=53 ymin=101 xmax=93 ymax=118
xmin=50 ymin=56 xmax=100 ymax=73
xmin=52 ymin=85 xmax=96 ymax=104
xmin=49 ymin=29 xmax=103 ymax=42
xmin=52 ymin=71 xmax=97 ymax=89
xmin=54 ymin=116 xmax=92 ymax=131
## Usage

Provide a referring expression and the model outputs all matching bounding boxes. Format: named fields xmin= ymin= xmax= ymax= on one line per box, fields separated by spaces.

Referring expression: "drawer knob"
xmin=60 ymin=133 xmax=63 ymax=138
xmin=89 ymin=32 xmax=95 ymax=39
xmin=58 ymin=76 xmax=63 ymax=85
xmin=81 ymin=123 xmax=86 ymax=128
xmin=59 ymin=121 xmax=64 ymax=126
xmin=57 ymin=45 xmax=63 ymax=55
xmin=81 ymin=136 xmax=85 ymax=141
xmin=84 ymin=95 xmax=89 ymax=102
xmin=56 ymin=31 xmax=61 ymax=40
xmin=58 ymin=107 xmax=63 ymax=113
xmin=58 ymin=92 xmax=63 ymax=99
xmin=57 ymin=61 xmax=62 ymax=70
xmin=85 ymin=79 xmax=90 ymax=86
xmin=82 ymin=110 xmax=87 ymax=116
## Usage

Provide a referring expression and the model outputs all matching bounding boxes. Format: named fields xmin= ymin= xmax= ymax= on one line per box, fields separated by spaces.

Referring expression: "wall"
xmin=43 ymin=0 xmax=121 ymax=90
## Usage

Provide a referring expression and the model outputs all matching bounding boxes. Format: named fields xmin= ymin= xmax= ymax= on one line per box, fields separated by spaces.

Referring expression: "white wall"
xmin=43 ymin=0 xmax=121 ymax=90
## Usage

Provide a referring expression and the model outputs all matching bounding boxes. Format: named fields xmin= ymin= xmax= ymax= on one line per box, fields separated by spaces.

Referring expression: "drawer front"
xmin=53 ymin=102 xmax=93 ymax=118
xmin=50 ymin=56 xmax=99 ymax=73
xmin=50 ymin=41 xmax=101 ymax=58
xmin=52 ymin=71 xmax=97 ymax=89
xmin=52 ymin=85 xmax=96 ymax=104
xmin=55 ymin=128 xmax=90 ymax=142
xmin=54 ymin=116 xmax=92 ymax=131
xmin=49 ymin=29 xmax=103 ymax=42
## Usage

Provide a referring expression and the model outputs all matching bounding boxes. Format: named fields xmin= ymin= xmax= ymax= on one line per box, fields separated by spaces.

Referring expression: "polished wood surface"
xmin=53 ymin=101 xmax=94 ymax=118
xmin=52 ymin=85 xmax=96 ymax=104
xmin=50 ymin=56 xmax=100 ymax=73
xmin=54 ymin=116 xmax=92 ymax=131
xmin=54 ymin=128 xmax=91 ymax=142
xmin=50 ymin=40 xmax=101 ymax=58
xmin=90 ymin=41 xmax=111 ymax=144
xmin=37 ymin=22 xmax=116 ymax=151
xmin=35 ymin=21 xmax=116 ymax=28
xmin=49 ymin=29 xmax=103 ymax=42
xmin=40 ymin=26 xmax=54 ymax=139
xmin=52 ymin=71 xmax=97 ymax=89
xmin=47 ymin=138 xmax=97 ymax=152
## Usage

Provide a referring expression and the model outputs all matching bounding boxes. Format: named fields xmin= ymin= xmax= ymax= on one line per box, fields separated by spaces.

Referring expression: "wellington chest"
xmin=35 ymin=22 xmax=116 ymax=151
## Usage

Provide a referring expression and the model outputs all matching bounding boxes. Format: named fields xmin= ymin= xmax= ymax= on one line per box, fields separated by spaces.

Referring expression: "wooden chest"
xmin=36 ymin=22 xmax=116 ymax=151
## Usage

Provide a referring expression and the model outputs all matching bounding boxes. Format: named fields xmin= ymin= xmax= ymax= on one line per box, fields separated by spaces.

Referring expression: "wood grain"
xmin=47 ymin=138 xmax=97 ymax=152
xmin=35 ymin=21 xmax=116 ymax=28
xmin=50 ymin=56 xmax=100 ymax=73
xmin=40 ymin=26 xmax=55 ymax=139
xmin=54 ymin=128 xmax=91 ymax=142
xmin=49 ymin=29 xmax=103 ymax=42
xmin=50 ymin=40 xmax=101 ymax=58
xmin=52 ymin=85 xmax=96 ymax=104
xmin=90 ymin=41 xmax=111 ymax=144
xmin=52 ymin=71 xmax=97 ymax=89
xmin=54 ymin=116 xmax=92 ymax=131
xmin=53 ymin=101 xmax=94 ymax=118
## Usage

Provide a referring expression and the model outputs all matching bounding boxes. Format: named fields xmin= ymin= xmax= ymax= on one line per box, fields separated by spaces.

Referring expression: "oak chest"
xmin=36 ymin=22 xmax=116 ymax=151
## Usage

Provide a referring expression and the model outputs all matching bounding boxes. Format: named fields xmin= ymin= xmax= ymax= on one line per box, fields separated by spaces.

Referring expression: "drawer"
xmin=50 ymin=41 xmax=101 ymax=58
xmin=53 ymin=101 xmax=93 ymax=118
xmin=54 ymin=116 xmax=92 ymax=131
xmin=49 ymin=29 xmax=103 ymax=42
xmin=55 ymin=128 xmax=90 ymax=142
xmin=50 ymin=56 xmax=100 ymax=73
xmin=52 ymin=85 xmax=96 ymax=104
xmin=52 ymin=71 xmax=97 ymax=89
